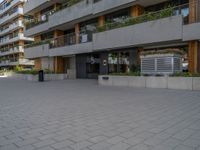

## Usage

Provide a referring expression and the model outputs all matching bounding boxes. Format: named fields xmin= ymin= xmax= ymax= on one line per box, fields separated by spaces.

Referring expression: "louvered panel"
xmin=157 ymin=57 xmax=172 ymax=72
xmin=141 ymin=55 xmax=182 ymax=75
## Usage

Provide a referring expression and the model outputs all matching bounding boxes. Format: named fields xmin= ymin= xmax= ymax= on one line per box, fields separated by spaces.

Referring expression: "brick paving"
xmin=0 ymin=78 xmax=200 ymax=150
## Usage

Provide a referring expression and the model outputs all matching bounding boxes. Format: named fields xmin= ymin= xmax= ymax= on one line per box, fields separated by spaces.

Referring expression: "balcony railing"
xmin=96 ymin=3 xmax=190 ymax=33
xmin=50 ymin=32 xmax=93 ymax=48
xmin=25 ymin=16 xmax=48 ymax=30
xmin=25 ymin=32 xmax=92 ymax=49
xmin=25 ymin=0 xmax=84 ymax=30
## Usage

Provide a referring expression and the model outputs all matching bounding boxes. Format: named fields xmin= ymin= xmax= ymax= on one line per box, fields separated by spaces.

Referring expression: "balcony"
xmin=0 ymin=0 xmax=25 ymax=15
xmin=24 ymin=0 xmax=49 ymax=14
xmin=183 ymin=22 xmax=200 ymax=41
xmin=0 ymin=8 xmax=23 ymax=26
xmin=0 ymin=58 xmax=34 ymax=66
xmin=0 ymin=33 xmax=34 ymax=46
xmin=24 ymin=18 xmax=49 ymax=37
xmin=93 ymin=8 xmax=184 ymax=51
xmin=24 ymin=33 xmax=93 ymax=59
xmin=0 ymin=46 xmax=24 ymax=56
xmin=48 ymin=0 xmax=93 ymax=29
xmin=24 ymin=44 xmax=49 ymax=59
xmin=93 ymin=0 xmax=136 ymax=14
xmin=0 ymin=20 xmax=24 ymax=36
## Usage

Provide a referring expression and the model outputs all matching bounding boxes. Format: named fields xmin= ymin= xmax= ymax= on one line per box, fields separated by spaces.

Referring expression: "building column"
xmin=188 ymin=41 xmax=199 ymax=73
xmin=35 ymin=58 xmax=41 ymax=71
xmin=54 ymin=56 xmax=64 ymax=73
xmin=54 ymin=30 xmax=64 ymax=46
xmin=98 ymin=16 xmax=105 ymax=27
xmin=189 ymin=0 xmax=198 ymax=23
xmin=131 ymin=5 xmax=144 ymax=17
xmin=75 ymin=24 xmax=80 ymax=44
xmin=188 ymin=0 xmax=199 ymax=73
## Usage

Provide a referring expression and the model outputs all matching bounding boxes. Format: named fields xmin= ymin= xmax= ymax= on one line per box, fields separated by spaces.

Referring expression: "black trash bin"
xmin=38 ymin=70 xmax=44 ymax=82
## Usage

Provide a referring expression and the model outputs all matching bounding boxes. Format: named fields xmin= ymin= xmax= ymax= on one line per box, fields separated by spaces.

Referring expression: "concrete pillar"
xmin=34 ymin=58 xmax=41 ymax=71
xmin=34 ymin=35 xmax=41 ymax=42
xmin=54 ymin=30 xmax=64 ymax=46
xmin=188 ymin=41 xmax=199 ymax=73
xmin=131 ymin=5 xmax=144 ymax=17
xmin=54 ymin=56 xmax=64 ymax=73
xmin=189 ymin=0 xmax=198 ymax=23
xmin=198 ymin=41 xmax=200 ymax=73
xmin=98 ymin=16 xmax=105 ymax=27
xmin=75 ymin=24 xmax=80 ymax=44
xmin=54 ymin=30 xmax=64 ymax=38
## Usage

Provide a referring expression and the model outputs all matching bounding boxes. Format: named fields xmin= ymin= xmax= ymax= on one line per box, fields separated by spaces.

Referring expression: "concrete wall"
xmin=66 ymin=56 xmax=76 ymax=79
xmin=48 ymin=0 xmax=93 ymax=29
xmin=93 ymin=0 xmax=136 ymax=14
xmin=49 ymin=42 xmax=93 ymax=57
xmin=183 ymin=22 xmax=200 ymax=41
xmin=99 ymin=75 xmax=200 ymax=91
xmin=24 ymin=44 xmax=49 ymax=59
xmin=24 ymin=0 xmax=49 ymax=14
xmin=25 ymin=22 xmax=49 ymax=37
xmin=93 ymin=16 xmax=183 ymax=51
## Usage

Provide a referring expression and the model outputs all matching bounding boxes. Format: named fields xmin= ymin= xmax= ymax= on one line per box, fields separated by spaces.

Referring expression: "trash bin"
xmin=38 ymin=70 xmax=44 ymax=82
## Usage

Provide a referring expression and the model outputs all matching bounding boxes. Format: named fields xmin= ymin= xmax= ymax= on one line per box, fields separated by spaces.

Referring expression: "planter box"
xmin=168 ymin=77 xmax=193 ymax=90
xmin=98 ymin=75 xmax=113 ymax=86
xmin=13 ymin=73 xmax=68 ymax=81
xmin=128 ymin=76 xmax=146 ymax=88
xmin=98 ymin=75 xmax=200 ymax=91
xmin=193 ymin=77 xmax=200 ymax=91
xmin=146 ymin=77 xmax=168 ymax=89
xmin=112 ymin=76 xmax=129 ymax=86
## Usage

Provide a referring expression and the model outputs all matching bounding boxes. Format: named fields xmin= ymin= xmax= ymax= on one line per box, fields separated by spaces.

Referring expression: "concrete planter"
xmin=98 ymin=75 xmax=200 ymax=91
xmin=14 ymin=73 xmax=68 ymax=81
xmin=146 ymin=77 xmax=168 ymax=89
xmin=193 ymin=77 xmax=200 ymax=91
xmin=168 ymin=77 xmax=193 ymax=90
xmin=128 ymin=76 xmax=146 ymax=88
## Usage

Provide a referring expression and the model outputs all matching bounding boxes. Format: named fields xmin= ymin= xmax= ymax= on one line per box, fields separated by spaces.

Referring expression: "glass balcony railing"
xmin=25 ymin=32 xmax=92 ymax=49
xmin=25 ymin=0 xmax=84 ymax=30
xmin=96 ymin=3 xmax=191 ymax=33
xmin=25 ymin=17 xmax=48 ymax=30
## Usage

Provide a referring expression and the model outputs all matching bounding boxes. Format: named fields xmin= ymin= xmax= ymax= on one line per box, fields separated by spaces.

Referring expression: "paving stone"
xmin=174 ymin=145 xmax=194 ymax=150
xmin=107 ymin=136 xmax=125 ymax=144
xmin=0 ymin=79 xmax=200 ymax=150
xmin=51 ymin=140 xmax=74 ymax=149
xmin=88 ymin=136 xmax=108 ymax=143
xmin=69 ymin=141 xmax=93 ymax=150
xmin=183 ymin=138 xmax=200 ymax=148
xmin=124 ymin=136 xmax=144 ymax=146
xmin=89 ymin=141 xmax=112 ymax=150
xmin=108 ymin=142 xmax=130 ymax=150
xmin=32 ymin=139 xmax=56 ymax=148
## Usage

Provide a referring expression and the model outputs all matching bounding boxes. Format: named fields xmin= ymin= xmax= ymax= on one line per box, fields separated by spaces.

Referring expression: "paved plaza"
xmin=0 ymin=78 xmax=200 ymax=150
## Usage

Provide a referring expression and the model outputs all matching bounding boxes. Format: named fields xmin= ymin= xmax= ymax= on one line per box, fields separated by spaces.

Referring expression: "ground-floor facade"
xmin=32 ymin=41 xmax=200 ymax=79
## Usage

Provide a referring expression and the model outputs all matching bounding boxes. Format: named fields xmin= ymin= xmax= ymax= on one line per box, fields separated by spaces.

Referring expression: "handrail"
xmin=24 ymin=0 xmax=84 ymax=30
xmin=96 ymin=3 xmax=191 ymax=33
xmin=24 ymin=1 xmax=199 ymax=49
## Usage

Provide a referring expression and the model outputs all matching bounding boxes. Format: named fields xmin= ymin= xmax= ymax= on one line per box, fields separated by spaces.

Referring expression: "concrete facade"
xmin=22 ymin=0 xmax=200 ymax=76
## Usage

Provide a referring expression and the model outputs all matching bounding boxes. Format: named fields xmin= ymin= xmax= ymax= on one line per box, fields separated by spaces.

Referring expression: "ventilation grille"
xmin=141 ymin=56 xmax=182 ymax=75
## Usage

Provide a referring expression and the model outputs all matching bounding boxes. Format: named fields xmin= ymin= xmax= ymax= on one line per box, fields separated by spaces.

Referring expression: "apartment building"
xmin=24 ymin=0 xmax=200 ymax=79
xmin=0 ymin=0 xmax=34 ymax=70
